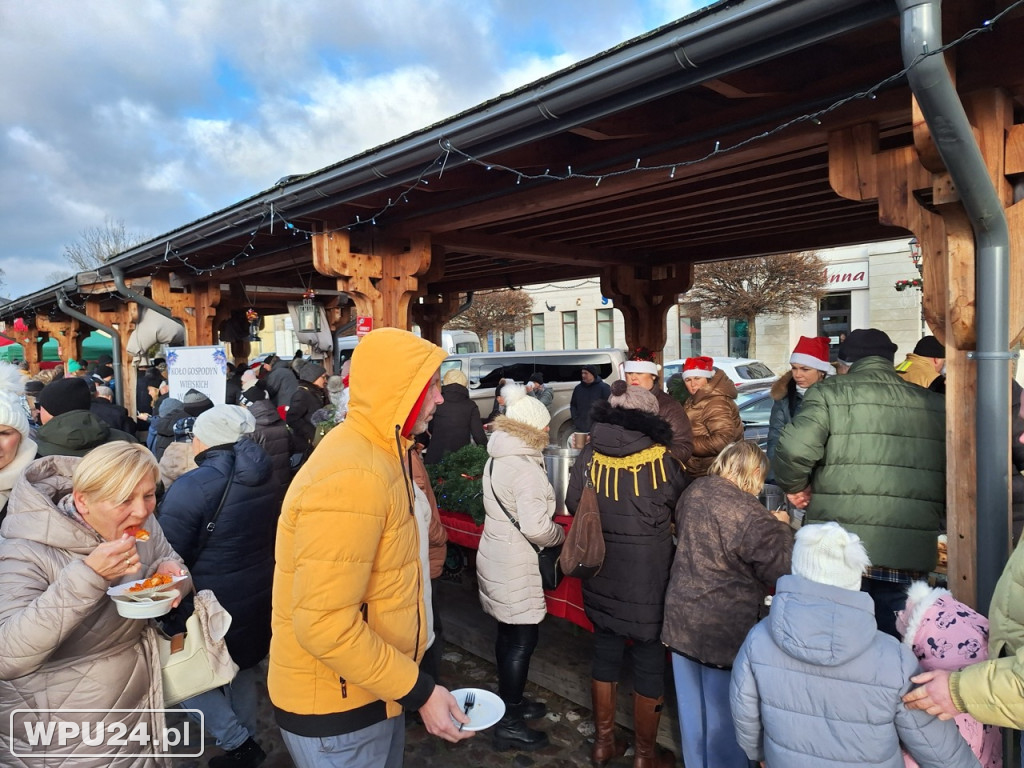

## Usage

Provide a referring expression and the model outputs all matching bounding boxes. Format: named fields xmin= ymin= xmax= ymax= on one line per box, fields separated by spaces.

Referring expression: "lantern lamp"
xmin=297 ymin=291 xmax=321 ymax=333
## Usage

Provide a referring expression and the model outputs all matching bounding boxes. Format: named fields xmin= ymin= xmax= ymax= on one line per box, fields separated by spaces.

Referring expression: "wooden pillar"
xmin=84 ymin=299 xmax=137 ymax=415
xmin=828 ymin=84 xmax=1022 ymax=605
xmin=599 ymin=264 xmax=693 ymax=361
xmin=312 ymin=229 xmax=432 ymax=330
xmin=150 ymin=276 xmax=222 ymax=346
xmin=411 ymin=292 xmax=464 ymax=346
xmin=33 ymin=316 xmax=83 ymax=365
xmin=5 ymin=324 xmax=44 ymax=373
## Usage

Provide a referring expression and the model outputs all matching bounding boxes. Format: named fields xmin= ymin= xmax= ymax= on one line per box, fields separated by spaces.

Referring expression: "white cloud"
xmin=0 ymin=0 xmax=708 ymax=300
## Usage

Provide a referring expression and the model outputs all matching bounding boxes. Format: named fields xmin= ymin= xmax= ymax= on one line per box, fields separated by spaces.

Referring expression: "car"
xmin=735 ymin=384 xmax=774 ymax=450
xmin=439 ymin=348 xmax=627 ymax=448
xmin=663 ymin=356 xmax=776 ymax=391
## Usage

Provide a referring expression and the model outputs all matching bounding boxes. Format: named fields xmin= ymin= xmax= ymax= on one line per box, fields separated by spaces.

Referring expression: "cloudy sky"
xmin=0 ymin=0 xmax=705 ymax=300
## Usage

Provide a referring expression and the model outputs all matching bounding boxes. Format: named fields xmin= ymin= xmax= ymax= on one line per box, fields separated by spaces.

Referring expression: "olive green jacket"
xmin=952 ymin=537 xmax=1024 ymax=728
xmin=772 ymin=356 xmax=945 ymax=572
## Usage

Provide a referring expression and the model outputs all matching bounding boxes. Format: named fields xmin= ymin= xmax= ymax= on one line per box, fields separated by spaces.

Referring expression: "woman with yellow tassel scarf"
xmin=565 ymin=379 xmax=688 ymax=768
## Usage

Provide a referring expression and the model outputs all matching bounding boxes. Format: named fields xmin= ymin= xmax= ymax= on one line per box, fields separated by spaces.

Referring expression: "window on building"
xmin=531 ymin=313 xmax=545 ymax=351
xmin=678 ymin=305 xmax=701 ymax=358
xmin=728 ymin=318 xmax=749 ymax=358
xmin=502 ymin=332 xmax=516 ymax=351
xmin=818 ymin=293 xmax=851 ymax=360
xmin=596 ymin=308 xmax=614 ymax=348
xmin=562 ymin=311 xmax=578 ymax=349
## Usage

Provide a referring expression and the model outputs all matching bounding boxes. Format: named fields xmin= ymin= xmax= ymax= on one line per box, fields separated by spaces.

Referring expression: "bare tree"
xmin=447 ymin=289 xmax=534 ymax=346
xmin=62 ymin=217 xmax=147 ymax=271
xmin=685 ymin=252 xmax=828 ymax=356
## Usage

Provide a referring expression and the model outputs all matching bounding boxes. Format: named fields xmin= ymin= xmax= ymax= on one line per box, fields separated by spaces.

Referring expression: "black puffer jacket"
xmin=157 ymin=438 xmax=280 ymax=669
xmin=249 ymin=399 xmax=294 ymax=494
xmin=1013 ymin=381 xmax=1024 ymax=545
xmin=423 ymin=383 xmax=487 ymax=464
xmin=287 ymin=380 xmax=329 ymax=454
xmin=565 ymin=400 xmax=688 ymax=641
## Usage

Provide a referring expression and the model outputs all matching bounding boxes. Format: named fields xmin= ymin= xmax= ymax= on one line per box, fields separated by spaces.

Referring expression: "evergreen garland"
xmin=427 ymin=443 xmax=488 ymax=524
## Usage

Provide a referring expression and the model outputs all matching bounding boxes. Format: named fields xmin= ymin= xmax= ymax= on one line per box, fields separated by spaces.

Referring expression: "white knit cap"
xmin=502 ymin=382 xmax=551 ymax=430
xmin=192 ymin=404 xmax=255 ymax=447
xmin=0 ymin=363 xmax=29 ymax=439
xmin=792 ymin=522 xmax=871 ymax=591
xmin=624 ymin=360 xmax=660 ymax=375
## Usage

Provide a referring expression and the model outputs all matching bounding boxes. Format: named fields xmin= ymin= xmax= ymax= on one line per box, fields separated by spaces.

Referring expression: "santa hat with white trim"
xmin=789 ymin=336 xmax=832 ymax=373
xmin=682 ymin=356 xmax=714 ymax=379
xmin=624 ymin=348 xmax=661 ymax=376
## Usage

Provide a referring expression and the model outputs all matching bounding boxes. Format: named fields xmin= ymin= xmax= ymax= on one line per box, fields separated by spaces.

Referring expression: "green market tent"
xmin=0 ymin=331 xmax=114 ymax=365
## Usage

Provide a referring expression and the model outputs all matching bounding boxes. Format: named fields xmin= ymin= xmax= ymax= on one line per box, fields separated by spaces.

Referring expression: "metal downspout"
xmin=896 ymin=0 xmax=1012 ymax=611
xmin=56 ymin=292 xmax=125 ymax=408
xmin=109 ymin=265 xmax=185 ymax=330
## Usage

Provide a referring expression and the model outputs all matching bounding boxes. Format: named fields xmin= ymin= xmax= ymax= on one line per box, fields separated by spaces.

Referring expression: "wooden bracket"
xmin=599 ymin=264 xmax=693 ymax=359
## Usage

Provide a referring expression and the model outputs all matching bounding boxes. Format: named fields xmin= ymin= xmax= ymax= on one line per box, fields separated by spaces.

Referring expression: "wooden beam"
xmin=434 ymin=231 xmax=617 ymax=268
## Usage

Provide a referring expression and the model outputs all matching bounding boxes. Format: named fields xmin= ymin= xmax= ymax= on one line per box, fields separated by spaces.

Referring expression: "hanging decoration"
xmin=297 ymin=289 xmax=321 ymax=333
xmin=246 ymin=308 xmax=262 ymax=343
xmin=12 ymin=318 xmax=28 ymax=332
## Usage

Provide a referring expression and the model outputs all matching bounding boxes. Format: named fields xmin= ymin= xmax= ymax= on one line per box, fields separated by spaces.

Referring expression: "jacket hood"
xmin=345 ymin=328 xmax=448 ymax=454
xmin=768 ymin=574 xmax=878 ymax=667
xmin=196 ymin=437 xmax=273 ymax=488
xmin=488 ymin=416 xmax=548 ymax=455
xmin=692 ymin=368 xmax=738 ymax=402
xmin=589 ymin=400 xmax=673 ymax=455
xmin=771 ymin=370 xmax=794 ymax=401
xmin=35 ymin=411 xmax=112 ymax=454
xmin=440 ymin=382 xmax=470 ymax=402
xmin=247 ymin=398 xmax=284 ymax=426
xmin=2 ymin=455 xmax=98 ymax=552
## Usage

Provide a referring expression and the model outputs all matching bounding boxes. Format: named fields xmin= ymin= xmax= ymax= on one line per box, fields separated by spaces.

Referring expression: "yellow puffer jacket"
xmin=268 ymin=328 xmax=447 ymax=735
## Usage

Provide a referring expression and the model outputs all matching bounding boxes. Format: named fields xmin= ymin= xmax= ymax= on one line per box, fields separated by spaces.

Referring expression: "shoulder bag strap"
xmin=486 ymin=458 xmax=541 ymax=554
xmin=187 ymin=469 xmax=235 ymax=569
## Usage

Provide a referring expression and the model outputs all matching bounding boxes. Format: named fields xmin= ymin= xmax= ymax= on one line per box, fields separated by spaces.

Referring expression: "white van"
xmin=334 ymin=329 xmax=481 ymax=369
xmin=440 ymin=348 xmax=626 ymax=447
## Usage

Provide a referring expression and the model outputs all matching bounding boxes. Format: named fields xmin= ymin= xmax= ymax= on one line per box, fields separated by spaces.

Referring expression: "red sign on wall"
xmin=355 ymin=316 xmax=373 ymax=337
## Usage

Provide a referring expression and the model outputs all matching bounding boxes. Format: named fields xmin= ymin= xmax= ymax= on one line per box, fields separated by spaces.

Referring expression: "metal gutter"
xmin=896 ymin=0 xmax=1012 ymax=611
xmin=56 ymin=292 xmax=125 ymax=407
xmin=66 ymin=0 xmax=894 ymax=278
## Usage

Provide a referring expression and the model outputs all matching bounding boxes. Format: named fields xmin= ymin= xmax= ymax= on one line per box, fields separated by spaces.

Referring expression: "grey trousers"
xmin=280 ymin=715 xmax=405 ymax=768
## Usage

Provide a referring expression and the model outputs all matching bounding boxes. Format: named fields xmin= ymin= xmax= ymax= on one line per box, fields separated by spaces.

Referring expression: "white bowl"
xmin=111 ymin=590 xmax=178 ymax=619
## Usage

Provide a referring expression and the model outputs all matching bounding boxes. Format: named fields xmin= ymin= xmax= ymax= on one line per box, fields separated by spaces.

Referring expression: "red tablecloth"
xmin=439 ymin=509 xmax=593 ymax=632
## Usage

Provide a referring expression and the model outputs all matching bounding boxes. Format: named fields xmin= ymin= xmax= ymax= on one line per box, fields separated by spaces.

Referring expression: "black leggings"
xmin=591 ymin=627 xmax=666 ymax=699
xmin=494 ymin=622 xmax=540 ymax=705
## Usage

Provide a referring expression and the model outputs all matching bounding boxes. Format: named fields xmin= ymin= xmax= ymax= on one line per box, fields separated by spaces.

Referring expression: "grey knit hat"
xmin=607 ymin=380 xmax=659 ymax=414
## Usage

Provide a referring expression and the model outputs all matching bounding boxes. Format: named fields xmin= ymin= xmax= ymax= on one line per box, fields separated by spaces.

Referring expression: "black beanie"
xmin=836 ymin=328 xmax=898 ymax=364
xmin=182 ymin=388 xmax=215 ymax=417
xmin=38 ymin=377 xmax=92 ymax=416
xmin=913 ymin=335 xmax=945 ymax=358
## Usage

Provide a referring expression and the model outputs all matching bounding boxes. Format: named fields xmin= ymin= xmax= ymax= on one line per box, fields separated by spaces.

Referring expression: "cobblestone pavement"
xmin=169 ymin=645 xmax=635 ymax=768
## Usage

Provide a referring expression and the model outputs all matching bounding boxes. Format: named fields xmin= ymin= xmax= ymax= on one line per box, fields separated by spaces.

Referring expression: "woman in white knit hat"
xmin=766 ymin=336 xmax=833 ymax=467
xmin=476 ymin=382 xmax=564 ymax=752
xmin=0 ymin=362 xmax=38 ymax=529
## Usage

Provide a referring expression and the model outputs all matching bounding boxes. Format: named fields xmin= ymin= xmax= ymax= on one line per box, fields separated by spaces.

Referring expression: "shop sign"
xmin=823 ymin=261 xmax=869 ymax=291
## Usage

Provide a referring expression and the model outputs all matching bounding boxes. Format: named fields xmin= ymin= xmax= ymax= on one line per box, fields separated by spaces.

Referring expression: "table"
xmin=439 ymin=509 xmax=593 ymax=632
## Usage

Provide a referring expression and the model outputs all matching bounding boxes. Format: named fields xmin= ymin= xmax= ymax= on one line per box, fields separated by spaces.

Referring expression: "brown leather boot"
xmin=632 ymin=693 xmax=675 ymax=768
xmin=591 ymin=679 xmax=627 ymax=767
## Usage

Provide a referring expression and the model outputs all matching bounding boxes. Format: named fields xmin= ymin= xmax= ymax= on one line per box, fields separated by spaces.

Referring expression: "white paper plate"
xmin=107 ymin=573 xmax=189 ymax=598
xmin=110 ymin=590 xmax=178 ymax=619
xmin=449 ymin=688 xmax=505 ymax=731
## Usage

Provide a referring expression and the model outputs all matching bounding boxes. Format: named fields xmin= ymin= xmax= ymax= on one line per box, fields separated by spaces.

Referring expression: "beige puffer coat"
xmin=0 ymin=455 xmax=184 ymax=767
xmin=682 ymin=369 xmax=744 ymax=477
xmin=476 ymin=417 xmax=564 ymax=625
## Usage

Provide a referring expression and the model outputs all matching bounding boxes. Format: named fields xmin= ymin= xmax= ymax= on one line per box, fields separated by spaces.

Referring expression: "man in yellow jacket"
xmin=269 ymin=328 xmax=473 ymax=768
xmin=895 ymin=335 xmax=945 ymax=389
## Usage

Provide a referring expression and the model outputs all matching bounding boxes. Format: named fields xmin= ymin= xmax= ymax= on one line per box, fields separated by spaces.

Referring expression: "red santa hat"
xmin=682 ymin=356 xmax=714 ymax=379
xmin=789 ymin=336 xmax=832 ymax=373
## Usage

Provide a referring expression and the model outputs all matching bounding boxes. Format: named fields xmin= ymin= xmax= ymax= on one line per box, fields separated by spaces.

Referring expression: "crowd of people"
xmin=0 ymin=326 xmax=1020 ymax=768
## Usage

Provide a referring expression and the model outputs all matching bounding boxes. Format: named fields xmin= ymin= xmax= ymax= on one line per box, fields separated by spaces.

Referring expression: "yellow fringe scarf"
xmin=590 ymin=445 xmax=669 ymax=501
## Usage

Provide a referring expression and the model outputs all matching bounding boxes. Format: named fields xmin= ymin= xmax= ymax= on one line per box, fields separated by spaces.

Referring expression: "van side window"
xmin=440 ymin=360 xmax=463 ymax=378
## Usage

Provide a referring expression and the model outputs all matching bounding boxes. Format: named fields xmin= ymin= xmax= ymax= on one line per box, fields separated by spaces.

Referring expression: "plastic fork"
xmin=458 ymin=691 xmax=475 ymax=732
